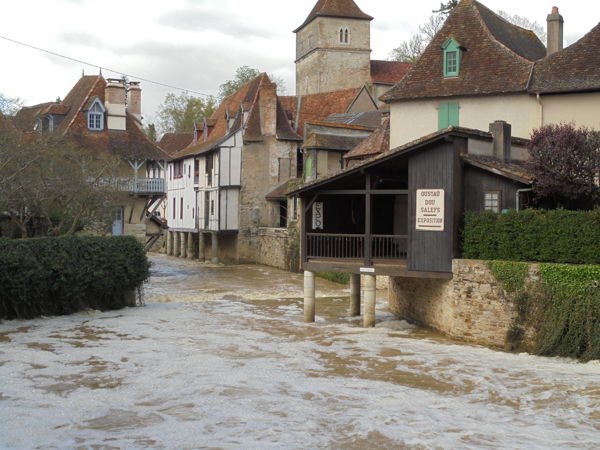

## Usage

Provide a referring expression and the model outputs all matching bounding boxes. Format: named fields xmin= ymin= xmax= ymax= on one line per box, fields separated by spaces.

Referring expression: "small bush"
xmin=463 ymin=209 xmax=600 ymax=264
xmin=316 ymin=272 xmax=351 ymax=284
xmin=0 ymin=236 xmax=150 ymax=320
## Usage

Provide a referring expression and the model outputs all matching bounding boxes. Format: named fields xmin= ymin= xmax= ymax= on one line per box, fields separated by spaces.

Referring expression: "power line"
xmin=0 ymin=34 xmax=215 ymax=98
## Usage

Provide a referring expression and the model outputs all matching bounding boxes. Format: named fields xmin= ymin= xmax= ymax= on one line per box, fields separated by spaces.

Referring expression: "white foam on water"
xmin=0 ymin=256 xmax=598 ymax=449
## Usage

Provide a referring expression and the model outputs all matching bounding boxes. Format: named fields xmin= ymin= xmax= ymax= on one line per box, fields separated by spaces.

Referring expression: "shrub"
xmin=463 ymin=209 xmax=600 ymax=264
xmin=0 ymin=236 xmax=150 ymax=320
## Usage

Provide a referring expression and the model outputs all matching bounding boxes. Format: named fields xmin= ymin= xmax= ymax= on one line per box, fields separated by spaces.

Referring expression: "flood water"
xmin=0 ymin=254 xmax=599 ymax=449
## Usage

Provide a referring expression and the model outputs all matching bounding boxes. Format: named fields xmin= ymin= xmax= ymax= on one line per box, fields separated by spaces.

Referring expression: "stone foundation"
xmin=256 ymin=227 xmax=300 ymax=272
xmin=389 ymin=259 xmax=537 ymax=349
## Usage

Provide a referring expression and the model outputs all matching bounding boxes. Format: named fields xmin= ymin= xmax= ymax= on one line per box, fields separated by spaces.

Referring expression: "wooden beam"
xmin=311 ymin=189 xmax=409 ymax=196
xmin=303 ymin=193 xmax=321 ymax=214
xmin=365 ymin=172 xmax=372 ymax=267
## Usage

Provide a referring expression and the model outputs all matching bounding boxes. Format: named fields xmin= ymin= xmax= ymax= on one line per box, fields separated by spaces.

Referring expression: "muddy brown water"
xmin=0 ymin=254 xmax=598 ymax=448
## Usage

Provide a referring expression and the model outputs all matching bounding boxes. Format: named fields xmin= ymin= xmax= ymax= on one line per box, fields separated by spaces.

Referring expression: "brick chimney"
xmin=105 ymin=78 xmax=127 ymax=131
xmin=547 ymin=6 xmax=564 ymax=56
xmin=258 ymin=76 xmax=278 ymax=136
xmin=127 ymin=81 xmax=142 ymax=123
xmin=489 ymin=120 xmax=512 ymax=163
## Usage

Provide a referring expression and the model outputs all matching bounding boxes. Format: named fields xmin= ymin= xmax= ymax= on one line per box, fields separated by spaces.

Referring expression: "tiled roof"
xmin=171 ymin=73 xmax=301 ymax=160
xmin=294 ymin=0 xmax=373 ymax=33
xmin=158 ymin=133 xmax=194 ymax=156
xmin=14 ymin=75 xmax=169 ymax=161
xmin=383 ymin=0 xmax=546 ymax=102
xmin=11 ymin=102 xmax=54 ymax=131
xmin=325 ymin=110 xmax=383 ymax=128
xmin=462 ymin=154 xmax=532 ymax=183
xmin=279 ymin=88 xmax=361 ymax=136
xmin=304 ymin=133 xmax=367 ymax=151
xmin=266 ymin=178 xmax=302 ymax=201
xmin=289 ymin=125 xmax=531 ymax=195
xmin=370 ymin=60 xmax=412 ymax=84
xmin=345 ymin=117 xmax=390 ymax=160
xmin=530 ymin=23 xmax=600 ymax=94
xmin=172 ymin=74 xmax=265 ymax=159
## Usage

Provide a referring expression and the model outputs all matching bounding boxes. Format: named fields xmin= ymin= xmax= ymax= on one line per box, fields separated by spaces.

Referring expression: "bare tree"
xmin=390 ymin=34 xmax=428 ymax=62
xmin=497 ymin=10 xmax=547 ymax=42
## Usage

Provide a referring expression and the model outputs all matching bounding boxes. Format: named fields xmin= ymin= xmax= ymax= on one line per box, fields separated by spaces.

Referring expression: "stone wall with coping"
xmin=256 ymin=227 xmax=301 ymax=272
xmin=388 ymin=259 xmax=537 ymax=349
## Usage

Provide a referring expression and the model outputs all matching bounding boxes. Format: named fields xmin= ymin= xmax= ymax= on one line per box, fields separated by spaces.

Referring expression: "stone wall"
xmin=388 ymin=259 xmax=537 ymax=349
xmin=256 ymin=227 xmax=300 ymax=272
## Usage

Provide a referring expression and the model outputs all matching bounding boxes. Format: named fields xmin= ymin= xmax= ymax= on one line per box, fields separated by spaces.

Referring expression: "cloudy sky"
xmin=1 ymin=0 xmax=599 ymax=124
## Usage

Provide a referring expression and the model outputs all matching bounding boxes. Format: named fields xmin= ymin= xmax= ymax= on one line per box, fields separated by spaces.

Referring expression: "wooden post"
xmin=211 ymin=233 xmax=219 ymax=263
xmin=304 ymin=270 xmax=316 ymax=323
xmin=187 ymin=232 xmax=195 ymax=259
xmin=365 ymin=172 xmax=372 ymax=267
xmin=363 ymin=274 xmax=376 ymax=327
xmin=198 ymin=232 xmax=205 ymax=262
xmin=180 ymin=232 xmax=187 ymax=259
xmin=350 ymin=273 xmax=361 ymax=317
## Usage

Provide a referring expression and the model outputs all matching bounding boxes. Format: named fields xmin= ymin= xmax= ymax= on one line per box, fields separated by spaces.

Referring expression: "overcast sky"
xmin=1 ymin=0 xmax=599 ymax=125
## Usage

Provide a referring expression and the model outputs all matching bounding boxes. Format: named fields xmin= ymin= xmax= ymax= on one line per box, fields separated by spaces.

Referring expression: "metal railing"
xmin=306 ymin=233 xmax=408 ymax=261
xmin=116 ymin=178 xmax=165 ymax=194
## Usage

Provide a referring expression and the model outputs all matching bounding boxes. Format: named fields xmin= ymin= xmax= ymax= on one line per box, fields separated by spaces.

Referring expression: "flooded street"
xmin=1 ymin=254 xmax=599 ymax=449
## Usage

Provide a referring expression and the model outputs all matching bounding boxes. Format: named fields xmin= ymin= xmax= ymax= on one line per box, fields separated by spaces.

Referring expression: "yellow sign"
xmin=416 ymin=189 xmax=445 ymax=231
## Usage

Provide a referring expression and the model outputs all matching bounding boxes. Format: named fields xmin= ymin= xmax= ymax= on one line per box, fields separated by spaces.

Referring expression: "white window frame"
xmin=87 ymin=98 xmax=105 ymax=131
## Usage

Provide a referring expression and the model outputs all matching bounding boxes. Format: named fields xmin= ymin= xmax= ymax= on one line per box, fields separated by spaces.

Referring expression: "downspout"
xmin=516 ymin=188 xmax=533 ymax=211
xmin=536 ymin=93 xmax=544 ymax=128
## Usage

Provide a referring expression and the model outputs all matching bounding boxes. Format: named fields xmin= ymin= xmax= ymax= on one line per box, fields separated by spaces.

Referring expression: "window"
xmin=442 ymin=38 xmax=461 ymax=77
xmin=174 ymin=160 xmax=184 ymax=178
xmin=438 ymin=102 xmax=460 ymax=129
xmin=484 ymin=191 xmax=501 ymax=213
xmin=180 ymin=198 xmax=184 ymax=219
xmin=278 ymin=201 xmax=288 ymax=228
xmin=339 ymin=27 xmax=349 ymax=44
xmin=87 ymin=99 xmax=105 ymax=131
xmin=173 ymin=198 xmax=176 ymax=220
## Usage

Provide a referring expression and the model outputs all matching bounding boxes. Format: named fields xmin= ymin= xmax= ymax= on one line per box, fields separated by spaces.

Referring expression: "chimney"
xmin=127 ymin=81 xmax=142 ymax=123
xmin=258 ymin=76 xmax=278 ymax=136
xmin=105 ymin=78 xmax=127 ymax=131
xmin=489 ymin=120 xmax=512 ymax=163
xmin=547 ymin=6 xmax=564 ymax=56
xmin=203 ymin=118 xmax=216 ymax=142
xmin=193 ymin=121 xmax=203 ymax=145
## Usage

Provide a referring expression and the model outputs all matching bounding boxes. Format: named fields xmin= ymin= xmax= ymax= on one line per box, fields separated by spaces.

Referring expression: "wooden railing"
xmin=117 ymin=178 xmax=165 ymax=194
xmin=306 ymin=233 xmax=408 ymax=261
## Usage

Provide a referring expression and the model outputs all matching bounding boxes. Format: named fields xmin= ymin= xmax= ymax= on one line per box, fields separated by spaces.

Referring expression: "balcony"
xmin=117 ymin=178 xmax=166 ymax=194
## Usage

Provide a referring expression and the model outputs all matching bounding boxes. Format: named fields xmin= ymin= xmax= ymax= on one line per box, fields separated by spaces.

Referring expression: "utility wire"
xmin=0 ymin=34 xmax=215 ymax=98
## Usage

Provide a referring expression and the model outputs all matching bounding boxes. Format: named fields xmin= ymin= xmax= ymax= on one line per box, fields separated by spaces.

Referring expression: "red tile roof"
xmin=530 ymin=23 xmax=600 ymax=94
xmin=158 ymin=133 xmax=194 ymax=156
xmin=345 ymin=117 xmax=390 ymax=160
xmin=14 ymin=75 xmax=168 ymax=161
xmin=172 ymin=74 xmax=301 ymax=160
xmin=279 ymin=88 xmax=361 ymax=136
xmin=370 ymin=60 xmax=412 ymax=84
xmin=294 ymin=0 xmax=373 ymax=32
xmin=383 ymin=0 xmax=546 ymax=102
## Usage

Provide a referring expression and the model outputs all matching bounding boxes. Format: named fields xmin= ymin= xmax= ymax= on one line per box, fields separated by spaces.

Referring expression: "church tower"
xmin=294 ymin=0 xmax=373 ymax=95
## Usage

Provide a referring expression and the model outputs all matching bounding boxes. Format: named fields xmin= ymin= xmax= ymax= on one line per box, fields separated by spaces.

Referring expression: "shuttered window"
xmin=438 ymin=102 xmax=460 ymax=130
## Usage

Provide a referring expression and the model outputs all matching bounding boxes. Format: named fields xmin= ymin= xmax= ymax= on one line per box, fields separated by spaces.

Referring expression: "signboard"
xmin=360 ymin=267 xmax=375 ymax=273
xmin=312 ymin=202 xmax=324 ymax=230
xmin=416 ymin=189 xmax=445 ymax=231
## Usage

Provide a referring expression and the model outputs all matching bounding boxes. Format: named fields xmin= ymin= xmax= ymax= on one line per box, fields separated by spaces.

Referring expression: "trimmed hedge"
xmin=0 ymin=236 xmax=150 ymax=320
xmin=463 ymin=209 xmax=600 ymax=264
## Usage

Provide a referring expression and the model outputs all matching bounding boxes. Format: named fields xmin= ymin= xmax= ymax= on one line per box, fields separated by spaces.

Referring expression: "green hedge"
xmin=463 ymin=209 xmax=600 ymax=264
xmin=0 ymin=236 xmax=150 ymax=320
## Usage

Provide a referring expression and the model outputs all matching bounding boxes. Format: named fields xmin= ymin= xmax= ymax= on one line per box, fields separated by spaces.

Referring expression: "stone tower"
xmin=294 ymin=0 xmax=373 ymax=95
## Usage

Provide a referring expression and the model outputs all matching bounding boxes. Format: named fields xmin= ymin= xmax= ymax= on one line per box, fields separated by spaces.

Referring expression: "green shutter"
xmin=305 ymin=156 xmax=313 ymax=181
xmin=438 ymin=102 xmax=449 ymax=130
xmin=438 ymin=102 xmax=459 ymax=130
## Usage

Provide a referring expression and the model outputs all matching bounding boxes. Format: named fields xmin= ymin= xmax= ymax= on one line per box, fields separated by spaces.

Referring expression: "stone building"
xmin=295 ymin=0 xmax=411 ymax=103
xmin=9 ymin=75 xmax=168 ymax=242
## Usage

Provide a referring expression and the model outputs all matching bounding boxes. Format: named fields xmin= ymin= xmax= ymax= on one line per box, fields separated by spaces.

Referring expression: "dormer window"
xmin=443 ymin=38 xmax=462 ymax=77
xmin=87 ymin=98 xmax=105 ymax=131
xmin=339 ymin=27 xmax=349 ymax=44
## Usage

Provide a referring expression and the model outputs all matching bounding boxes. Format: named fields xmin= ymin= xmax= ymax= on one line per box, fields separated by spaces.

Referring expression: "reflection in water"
xmin=0 ymin=254 xmax=598 ymax=449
